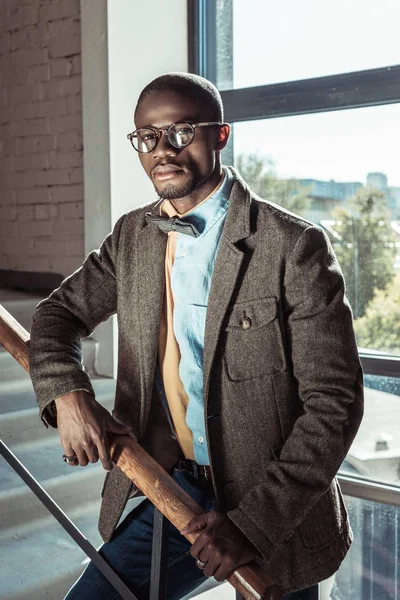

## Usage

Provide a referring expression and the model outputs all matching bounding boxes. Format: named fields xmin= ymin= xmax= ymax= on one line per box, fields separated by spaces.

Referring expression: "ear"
xmin=216 ymin=124 xmax=230 ymax=151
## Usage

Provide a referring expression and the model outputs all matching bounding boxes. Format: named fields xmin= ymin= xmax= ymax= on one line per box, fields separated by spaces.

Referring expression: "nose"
xmin=152 ymin=130 xmax=179 ymax=160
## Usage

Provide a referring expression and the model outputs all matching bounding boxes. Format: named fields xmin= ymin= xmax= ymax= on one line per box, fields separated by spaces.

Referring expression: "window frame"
xmin=188 ymin=0 xmax=400 ymax=378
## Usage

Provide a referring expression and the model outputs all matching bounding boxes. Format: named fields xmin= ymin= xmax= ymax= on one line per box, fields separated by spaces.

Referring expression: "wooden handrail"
xmin=0 ymin=305 xmax=30 ymax=371
xmin=0 ymin=303 xmax=282 ymax=600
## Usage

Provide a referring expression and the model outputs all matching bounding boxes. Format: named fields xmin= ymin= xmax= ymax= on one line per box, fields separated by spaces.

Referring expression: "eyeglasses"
xmin=127 ymin=122 xmax=222 ymax=153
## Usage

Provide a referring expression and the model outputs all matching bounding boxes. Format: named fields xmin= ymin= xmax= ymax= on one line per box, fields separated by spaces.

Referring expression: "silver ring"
xmin=62 ymin=454 xmax=77 ymax=464
xmin=196 ymin=558 xmax=207 ymax=569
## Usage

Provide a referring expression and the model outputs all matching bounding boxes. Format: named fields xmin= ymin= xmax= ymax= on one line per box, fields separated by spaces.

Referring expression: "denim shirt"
xmin=169 ymin=168 xmax=234 ymax=464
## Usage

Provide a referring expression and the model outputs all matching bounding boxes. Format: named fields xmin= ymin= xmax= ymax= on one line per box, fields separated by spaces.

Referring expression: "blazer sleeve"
xmin=227 ymin=225 xmax=364 ymax=561
xmin=30 ymin=214 xmax=125 ymax=428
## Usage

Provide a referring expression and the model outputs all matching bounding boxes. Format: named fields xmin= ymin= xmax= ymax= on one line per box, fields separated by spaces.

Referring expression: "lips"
xmin=152 ymin=163 xmax=184 ymax=181
xmin=153 ymin=164 xmax=181 ymax=174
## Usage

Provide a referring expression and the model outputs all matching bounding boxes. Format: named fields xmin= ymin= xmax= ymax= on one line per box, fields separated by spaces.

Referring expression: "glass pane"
xmin=342 ymin=375 xmax=400 ymax=487
xmin=216 ymin=0 xmax=400 ymax=90
xmin=230 ymin=103 xmax=400 ymax=357
xmin=334 ymin=496 xmax=400 ymax=600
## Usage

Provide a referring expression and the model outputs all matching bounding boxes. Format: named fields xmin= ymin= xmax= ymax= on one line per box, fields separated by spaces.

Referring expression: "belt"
xmin=181 ymin=459 xmax=212 ymax=485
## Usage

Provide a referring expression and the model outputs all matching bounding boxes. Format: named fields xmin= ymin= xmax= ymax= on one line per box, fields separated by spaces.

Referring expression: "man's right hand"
xmin=55 ymin=391 xmax=131 ymax=471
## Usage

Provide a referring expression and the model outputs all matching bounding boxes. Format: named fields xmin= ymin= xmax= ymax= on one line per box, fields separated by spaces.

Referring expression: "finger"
xmin=73 ymin=447 xmax=89 ymax=467
xmin=61 ymin=442 xmax=78 ymax=467
xmin=62 ymin=454 xmax=78 ymax=466
xmin=213 ymin=557 xmax=237 ymax=583
xmin=213 ymin=562 xmax=232 ymax=583
xmin=195 ymin=557 xmax=209 ymax=573
xmin=189 ymin=531 xmax=208 ymax=559
xmin=97 ymin=435 xmax=113 ymax=471
xmin=181 ymin=514 xmax=209 ymax=535
xmin=203 ymin=556 xmax=221 ymax=579
xmin=85 ymin=443 xmax=99 ymax=464
xmin=198 ymin=551 xmax=208 ymax=564
xmin=197 ymin=545 xmax=220 ymax=579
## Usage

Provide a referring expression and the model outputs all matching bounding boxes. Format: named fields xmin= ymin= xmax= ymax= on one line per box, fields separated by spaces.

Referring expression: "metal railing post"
xmin=149 ymin=507 xmax=169 ymax=599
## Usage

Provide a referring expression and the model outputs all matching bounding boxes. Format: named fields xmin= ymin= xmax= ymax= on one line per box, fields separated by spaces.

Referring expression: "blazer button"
xmin=241 ymin=316 xmax=252 ymax=329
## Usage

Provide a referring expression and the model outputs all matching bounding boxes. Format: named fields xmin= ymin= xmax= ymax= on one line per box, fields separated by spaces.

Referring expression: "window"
xmin=189 ymin=2 xmax=400 ymax=594
xmin=231 ymin=106 xmax=400 ymax=358
xmin=338 ymin=495 xmax=400 ymax=599
xmin=189 ymin=0 xmax=400 ymax=365
xmin=342 ymin=375 xmax=400 ymax=488
xmin=213 ymin=0 xmax=400 ymax=90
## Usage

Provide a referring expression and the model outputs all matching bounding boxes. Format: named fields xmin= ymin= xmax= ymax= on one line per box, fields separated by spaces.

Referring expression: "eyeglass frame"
xmin=126 ymin=122 xmax=224 ymax=153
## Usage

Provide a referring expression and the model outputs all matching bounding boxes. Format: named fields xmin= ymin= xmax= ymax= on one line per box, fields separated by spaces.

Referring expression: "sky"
xmin=220 ymin=0 xmax=400 ymax=186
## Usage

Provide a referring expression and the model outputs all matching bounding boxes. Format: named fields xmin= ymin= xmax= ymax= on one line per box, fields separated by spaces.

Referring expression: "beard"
xmin=152 ymin=165 xmax=197 ymax=200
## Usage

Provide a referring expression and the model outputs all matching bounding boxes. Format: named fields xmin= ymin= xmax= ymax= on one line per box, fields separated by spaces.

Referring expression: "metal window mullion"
xmin=188 ymin=0 xmax=201 ymax=75
xmin=222 ymin=64 xmax=400 ymax=123
xmin=338 ymin=473 xmax=400 ymax=507
xmin=359 ymin=354 xmax=400 ymax=378
xmin=204 ymin=0 xmax=217 ymax=83
xmin=187 ymin=0 xmax=217 ymax=82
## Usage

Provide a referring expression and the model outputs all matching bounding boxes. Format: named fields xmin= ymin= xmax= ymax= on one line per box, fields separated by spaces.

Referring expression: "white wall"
xmin=107 ymin=0 xmax=188 ymax=222
xmin=81 ymin=0 xmax=188 ymax=376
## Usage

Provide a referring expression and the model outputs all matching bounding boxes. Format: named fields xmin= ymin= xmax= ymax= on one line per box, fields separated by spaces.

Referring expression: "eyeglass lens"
xmin=133 ymin=123 xmax=195 ymax=153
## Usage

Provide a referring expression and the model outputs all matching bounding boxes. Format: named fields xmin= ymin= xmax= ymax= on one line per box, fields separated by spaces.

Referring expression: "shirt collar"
xmin=160 ymin=167 xmax=234 ymax=238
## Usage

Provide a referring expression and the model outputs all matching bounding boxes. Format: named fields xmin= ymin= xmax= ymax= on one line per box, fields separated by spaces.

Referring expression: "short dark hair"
xmin=136 ymin=72 xmax=224 ymax=122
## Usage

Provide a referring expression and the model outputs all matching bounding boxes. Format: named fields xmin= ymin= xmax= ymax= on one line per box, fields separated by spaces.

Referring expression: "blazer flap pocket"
xmin=226 ymin=297 xmax=278 ymax=331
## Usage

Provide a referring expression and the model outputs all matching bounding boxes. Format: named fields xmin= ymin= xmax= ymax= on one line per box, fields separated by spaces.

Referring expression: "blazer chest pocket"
xmin=224 ymin=297 xmax=286 ymax=381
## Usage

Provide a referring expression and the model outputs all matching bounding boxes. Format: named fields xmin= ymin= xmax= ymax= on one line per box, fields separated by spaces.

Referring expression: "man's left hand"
xmin=180 ymin=510 xmax=258 ymax=582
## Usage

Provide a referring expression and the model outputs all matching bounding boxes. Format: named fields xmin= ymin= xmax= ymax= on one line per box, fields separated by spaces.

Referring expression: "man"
xmin=30 ymin=73 xmax=363 ymax=599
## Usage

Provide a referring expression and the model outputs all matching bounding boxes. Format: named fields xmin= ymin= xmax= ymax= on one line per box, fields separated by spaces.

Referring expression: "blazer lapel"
xmin=203 ymin=173 xmax=251 ymax=409
xmin=135 ymin=220 xmax=167 ymax=435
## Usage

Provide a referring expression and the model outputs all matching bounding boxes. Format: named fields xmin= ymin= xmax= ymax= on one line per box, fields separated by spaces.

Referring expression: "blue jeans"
xmin=65 ymin=463 xmax=318 ymax=600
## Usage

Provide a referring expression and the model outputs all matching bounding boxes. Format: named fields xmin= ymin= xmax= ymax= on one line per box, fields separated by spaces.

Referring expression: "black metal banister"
xmin=0 ymin=439 xmax=139 ymax=600
xmin=150 ymin=508 xmax=169 ymax=600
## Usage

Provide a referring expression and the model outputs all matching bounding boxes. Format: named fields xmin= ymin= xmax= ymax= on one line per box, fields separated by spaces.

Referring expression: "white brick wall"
xmin=0 ymin=0 xmax=84 ymax=278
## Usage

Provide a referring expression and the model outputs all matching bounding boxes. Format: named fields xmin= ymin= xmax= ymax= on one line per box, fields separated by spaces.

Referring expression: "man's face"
xmin=134 ymin=91 xmax=226 ymax=201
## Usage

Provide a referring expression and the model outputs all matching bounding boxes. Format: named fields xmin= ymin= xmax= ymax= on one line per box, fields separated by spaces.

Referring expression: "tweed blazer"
xmin=30 ymin=168 xmax=363 ymax=594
